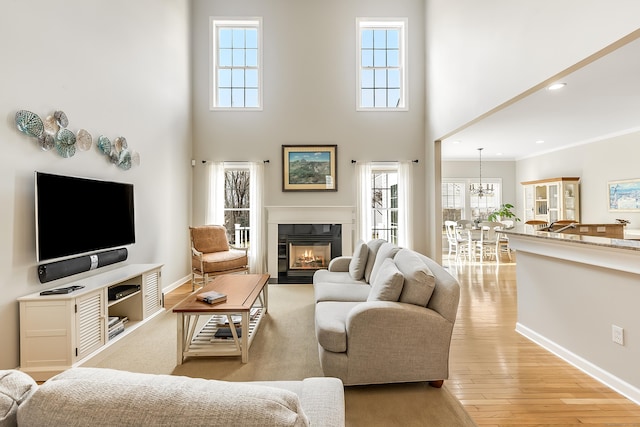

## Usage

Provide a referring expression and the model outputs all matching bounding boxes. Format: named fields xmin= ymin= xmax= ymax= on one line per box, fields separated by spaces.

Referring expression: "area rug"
xmin=83 ymin=284 xmax=476 ymax=427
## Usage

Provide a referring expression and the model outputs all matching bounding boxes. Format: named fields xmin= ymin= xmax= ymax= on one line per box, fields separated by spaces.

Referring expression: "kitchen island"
xmin=502 ymin=226 xmax=640 ymax=404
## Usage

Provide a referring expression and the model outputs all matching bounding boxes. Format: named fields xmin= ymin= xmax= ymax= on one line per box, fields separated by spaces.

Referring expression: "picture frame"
xmin=282 ymin=145 xmax=337 ymax=191
xmin=608 ymin=178 xmax=640 ymax=211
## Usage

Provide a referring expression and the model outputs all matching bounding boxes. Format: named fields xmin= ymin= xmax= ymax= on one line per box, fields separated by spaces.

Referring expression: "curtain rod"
xmin=351 ymin=159 xmax=418 ymax=164
xmin=200 ymin=160 xmax=270 ymax=164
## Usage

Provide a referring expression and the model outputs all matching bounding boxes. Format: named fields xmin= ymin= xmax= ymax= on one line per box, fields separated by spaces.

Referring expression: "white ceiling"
xmin=440 ymin=33 xmax=640 ymax=161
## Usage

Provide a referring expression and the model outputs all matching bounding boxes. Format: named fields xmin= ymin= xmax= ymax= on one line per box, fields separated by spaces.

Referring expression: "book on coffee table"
xmin=196 ymin=290 xmax=227 ymax=305
xmin=214 ymin=327 xmax=241 ymax=338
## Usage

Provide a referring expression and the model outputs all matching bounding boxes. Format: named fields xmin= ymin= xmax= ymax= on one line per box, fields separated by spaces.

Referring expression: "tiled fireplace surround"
xmin=266 ymin=206 xmax=354 ymax=282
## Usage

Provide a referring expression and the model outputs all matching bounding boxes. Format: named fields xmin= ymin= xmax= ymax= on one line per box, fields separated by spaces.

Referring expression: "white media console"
xmin=18 ymin=263 xmax=163 ymax=381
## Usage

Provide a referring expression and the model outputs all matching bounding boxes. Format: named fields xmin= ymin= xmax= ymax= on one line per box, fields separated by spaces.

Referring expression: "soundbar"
xmin=38 ymin=248 xmax=128 ymax=283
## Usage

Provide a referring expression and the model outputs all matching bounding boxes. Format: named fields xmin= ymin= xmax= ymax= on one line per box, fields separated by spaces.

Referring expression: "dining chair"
xmin=478 ymin=222 xmax=502 ymax=261
xmin=444 ymin=220 xmax=470 ymax=260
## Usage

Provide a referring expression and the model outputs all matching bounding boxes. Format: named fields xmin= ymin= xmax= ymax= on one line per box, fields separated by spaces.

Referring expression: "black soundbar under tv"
xmin=37 ymin=248 xmax=128 ymax=283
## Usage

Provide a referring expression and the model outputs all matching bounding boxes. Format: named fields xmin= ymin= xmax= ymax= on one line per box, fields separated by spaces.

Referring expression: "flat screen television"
xmin=35 ymin=171 xmax=136 ymax=263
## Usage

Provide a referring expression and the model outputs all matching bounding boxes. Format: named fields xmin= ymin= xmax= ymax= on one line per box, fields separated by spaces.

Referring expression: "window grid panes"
xmin=358 ymin=19 xmax=406 ymax=110
xmin=213 ymin=19 xmax=261 ymax=109
xmin=224 ymin=168 xmax=251 ymax=247
xmin=442 ymin=179 xmax=502 ymax=223
xmin=371 ymin=171 xmax=398 ymax=244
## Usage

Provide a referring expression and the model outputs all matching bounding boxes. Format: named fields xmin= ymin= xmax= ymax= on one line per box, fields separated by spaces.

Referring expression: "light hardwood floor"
xmin=443 ymin=252 xmax=640 ymax=426
xmin=166 ymin=255 xmax=640 ymax=426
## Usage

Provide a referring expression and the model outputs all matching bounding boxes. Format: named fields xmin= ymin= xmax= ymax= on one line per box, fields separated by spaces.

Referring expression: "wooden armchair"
xmin=189 ymin=225 xmax=249 ymax=290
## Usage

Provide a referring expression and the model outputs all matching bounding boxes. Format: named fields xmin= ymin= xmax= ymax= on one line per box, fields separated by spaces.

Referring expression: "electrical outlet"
xmin=612 ymin=325 xmax=624 ymax=346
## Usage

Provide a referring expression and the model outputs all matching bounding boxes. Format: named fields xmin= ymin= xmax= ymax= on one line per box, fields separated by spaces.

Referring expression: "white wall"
xmin=0 ymin=0 xmax=192 ymax=369
xmin=190 ymin=0 xmax=428 ymax=252
xmin=517 ymin=132 xmax=640 ymax=227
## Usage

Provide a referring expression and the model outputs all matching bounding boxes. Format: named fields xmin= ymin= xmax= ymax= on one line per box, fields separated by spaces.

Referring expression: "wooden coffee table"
xmin=173 ymin=274 xmax=269 ymax=364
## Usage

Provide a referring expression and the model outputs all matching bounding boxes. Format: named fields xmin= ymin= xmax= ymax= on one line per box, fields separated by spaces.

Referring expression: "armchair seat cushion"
xmin=193 ymin=249 xmax=248 ymax=273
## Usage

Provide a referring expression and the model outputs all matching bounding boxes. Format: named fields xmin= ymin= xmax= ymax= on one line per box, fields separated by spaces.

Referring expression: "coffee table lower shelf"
xmin=177 ymin=308 xmax=265 ymax=364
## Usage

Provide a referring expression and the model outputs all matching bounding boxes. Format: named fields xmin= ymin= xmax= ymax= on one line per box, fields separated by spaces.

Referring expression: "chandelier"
xmin=469 ymin=148 xmax=494 ymax=197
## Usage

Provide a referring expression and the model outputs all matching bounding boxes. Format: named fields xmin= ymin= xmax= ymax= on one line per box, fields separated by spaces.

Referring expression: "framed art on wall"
xmin=282 ymin=144 xmax=337 ymax=191
xmin=608 ymin=178 xmax=640 ymax=211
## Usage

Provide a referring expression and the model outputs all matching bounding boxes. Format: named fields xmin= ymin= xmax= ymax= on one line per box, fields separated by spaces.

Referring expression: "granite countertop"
xmin=502 ymin=225 xmax=640 ymax=251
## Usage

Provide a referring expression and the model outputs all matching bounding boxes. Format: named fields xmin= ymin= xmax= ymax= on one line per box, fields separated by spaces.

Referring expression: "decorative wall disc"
xmin=55 ymin=140 xmax=76 ymax=158
xmin=54 ymin=110 xmax=68 ymax=128
xmin=76 ymin=129 xmax=92 ymax=151
xmin=38 ymin=134 xmax=55 ymax=151
xmin=117 ymin=150 xmax=132 ymax=170
xmin=97 ymin=135 xmax=111 ymax=155
xmin=43 ymin=115 xmax=59 ymax=135
xmin=114 ymin=136 xmax=128 ymax=153
xmin=56 ymin=128 xmax=76 ymax=146
xmin=15 ymin=110 xmax=44 ymax=138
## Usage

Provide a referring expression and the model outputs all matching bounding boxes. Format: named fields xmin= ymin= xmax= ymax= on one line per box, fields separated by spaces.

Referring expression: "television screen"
xmin=35 ymin=172 xmax=135 ymax=262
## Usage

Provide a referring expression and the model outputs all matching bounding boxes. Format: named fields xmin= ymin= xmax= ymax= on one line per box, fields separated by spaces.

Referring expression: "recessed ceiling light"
xmin=496 ymin=152 xmax=503 ymax=156
xmin=548 ymin=82 xmax=566 ymax=91
xmin=536 ymin=140 xmax=545 ymax=144
xmin=452 ymin=140 xmax=461 ymax=144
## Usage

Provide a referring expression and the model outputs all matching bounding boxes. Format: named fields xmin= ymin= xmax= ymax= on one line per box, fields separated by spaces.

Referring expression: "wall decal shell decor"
xmin=14 ymin=109 xmax=140 ymax=170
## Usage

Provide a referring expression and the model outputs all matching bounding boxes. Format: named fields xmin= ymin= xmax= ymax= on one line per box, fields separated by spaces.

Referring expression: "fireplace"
xmin=266 ymin=206 xmax=354 ymax=283
xmin=278 ymin=224 xmax=341 ymax=283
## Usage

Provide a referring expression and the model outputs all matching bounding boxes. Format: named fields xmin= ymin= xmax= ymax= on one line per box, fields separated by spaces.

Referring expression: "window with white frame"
xmin=371 ymin=167 xmax=399 ymax=244
xmin=211 ymin=18 xmax=262 ymax=110
xmin=357 ymin=18 xmax=407 ymax=111
xmin=442 ymin=178 xmax=502 ymax=222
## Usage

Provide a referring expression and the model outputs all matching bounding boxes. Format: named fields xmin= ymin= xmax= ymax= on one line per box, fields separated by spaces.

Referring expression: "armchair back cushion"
xmin=191 ymin=225 xmax=230 ymax=253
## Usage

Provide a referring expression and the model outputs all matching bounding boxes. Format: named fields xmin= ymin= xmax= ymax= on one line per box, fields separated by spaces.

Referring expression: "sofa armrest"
xmin=327 ymin=256 xmax=351 ymax=272
xmin=345 ymin=301 xmax=454 ymax=364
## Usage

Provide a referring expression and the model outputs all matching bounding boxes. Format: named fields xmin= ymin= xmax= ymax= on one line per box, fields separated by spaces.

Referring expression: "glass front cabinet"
xmin=522 ymin=177 xmax=580 ymax=224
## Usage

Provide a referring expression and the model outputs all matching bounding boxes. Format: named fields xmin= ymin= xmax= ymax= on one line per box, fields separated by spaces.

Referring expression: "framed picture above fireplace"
xmin=282 ymin=144 xmax=337 ymax=191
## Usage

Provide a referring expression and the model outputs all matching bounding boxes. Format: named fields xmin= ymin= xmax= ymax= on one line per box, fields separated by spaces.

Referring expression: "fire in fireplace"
xmin=288 ymin=243 xmax=331 ymax=270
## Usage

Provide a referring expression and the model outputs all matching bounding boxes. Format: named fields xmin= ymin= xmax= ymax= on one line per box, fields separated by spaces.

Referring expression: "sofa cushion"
xmin=17 ymin=367 xmax=310 ymax=427
xmin=348 ymin=240 xmax=369 ymax=280
xmin=395 ymin=248 xmax=436 ymax=306
xmin=363 ymin=239 xmax=387 ymax=283
xmin=315 ymin=301 xmax=361 ymax=352
xmin=314 ymin=283 xmax=371 ymax=303
xmin=368 ymin=242 xmax=401 ymax=284
xmin=367 ymin=258 xmax=404 ymax=302
xmin=0 ymin=370 xmax=37 ymax=427
xmin=313 ymin=269 xmax=365 ymax=285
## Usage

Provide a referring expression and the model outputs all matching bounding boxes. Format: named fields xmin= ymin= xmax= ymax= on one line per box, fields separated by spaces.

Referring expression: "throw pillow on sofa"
xmin=348 ymin=240 xmax=369 ymax=280
xmin=368 ymin=242 xmax=401 ymax=284
xmin=394 ymin=248 xmax=436 ymax=306
xmin=363 ymin=239 xmax=386 ymax=283
xmin=367 ymin=258 xmax=404 ymax=301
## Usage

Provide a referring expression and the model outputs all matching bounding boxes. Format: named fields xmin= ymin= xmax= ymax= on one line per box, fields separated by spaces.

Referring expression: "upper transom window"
xmin=211 ymin=18 xmax=262 ymax=110
xmin=357 ymin=18 xmax=407 ymax=111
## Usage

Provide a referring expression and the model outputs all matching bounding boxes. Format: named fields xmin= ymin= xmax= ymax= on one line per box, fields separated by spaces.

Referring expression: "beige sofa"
xmin=313 ymin=240 xmax=460 ymax=386
xmin=1 ymin=367 xmax=344 ymax=427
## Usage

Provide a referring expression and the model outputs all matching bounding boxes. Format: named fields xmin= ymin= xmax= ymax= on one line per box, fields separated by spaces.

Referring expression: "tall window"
xmin=223 ymin=167 xmax=250 ymax=247
xmin=357 ymin=18 xmax=407 ymax=111
xmin=207 ymin=161 xmax=265 ymax=273
xmin=211 ymin=18 xmax=262 ymax=110
xmin=372 ymin=169 xmax=398 ymax=243
xmin=356 ymin=161 xmax=413 ymax=248
xmin=442 ymin=181 xmax=464 ymax=222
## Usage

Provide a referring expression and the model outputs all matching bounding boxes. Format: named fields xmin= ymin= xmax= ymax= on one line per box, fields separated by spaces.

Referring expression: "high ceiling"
xmin=440 ymin=32 xmax=640 ymax=161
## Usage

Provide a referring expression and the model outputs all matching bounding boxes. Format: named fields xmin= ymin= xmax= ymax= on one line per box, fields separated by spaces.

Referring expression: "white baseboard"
xmin=162 ymin=275 xmax=191 ymax=294
xmin=516 ymin=323 xmax=640 ymax=405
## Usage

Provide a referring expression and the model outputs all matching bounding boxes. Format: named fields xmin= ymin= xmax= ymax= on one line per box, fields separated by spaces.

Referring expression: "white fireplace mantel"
xmin=265 ymin=206 xmax=354 ymax=280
